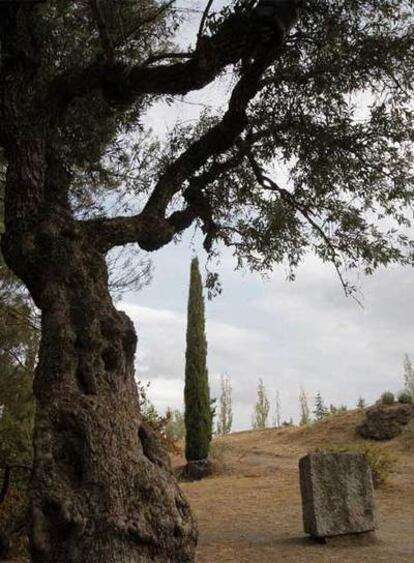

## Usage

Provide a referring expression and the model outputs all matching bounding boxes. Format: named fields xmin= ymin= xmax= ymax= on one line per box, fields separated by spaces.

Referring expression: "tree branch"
xmin=113 ymin=0 xmax=177 ymax=49
xmin=50 ymin=2 xmax=302 ymax=113
xmin=80 ymin=2 xmax=304 ymax=252
xmin=142 ymin=48 xmax=279 ymax=219
xmin=247 ymin=152 xmax=355 ymax=298
xmin=197 ymin=0 xmax=214 ymax=47
xmin=142 ymin=52 xmax=193 ymax=67
xmin=88 ymin=0 xmax=114 ymax=64
xmin=82 ymin=131 xmax=264 ymax=254
xmin=82 ymin=49 xmax=277 ymax=252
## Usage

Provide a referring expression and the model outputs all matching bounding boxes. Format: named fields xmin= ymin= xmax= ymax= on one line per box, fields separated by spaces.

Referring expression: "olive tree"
xmin=1 ymin=1 xmax=414 ymax=561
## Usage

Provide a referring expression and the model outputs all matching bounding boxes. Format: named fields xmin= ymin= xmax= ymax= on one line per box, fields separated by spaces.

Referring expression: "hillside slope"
xmin=175 ymin=409 xmax=414 ymax=562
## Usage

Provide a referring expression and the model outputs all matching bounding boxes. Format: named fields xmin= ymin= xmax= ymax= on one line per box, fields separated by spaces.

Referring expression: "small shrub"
xmin=138 ymin=381 xmax=179 ymax=453
xmin=401 ymin=419 xmax=414 ymax=449
xmin=0 ymin=484 xmax=29 ymax=559
xmin=405 ymin=419 xmax=414 ymax=433
xmin=381 ymin=391 xmax=395 ymax=405
xmin=397 ymin=391 xmax=413 ymax=404
xmin=209 ymin=440 xmax=231 ymax=475
xmin=316 ymin=442 xmax=396 ymax=488
xmin=165 ymin=409 xmax=186 ymax=442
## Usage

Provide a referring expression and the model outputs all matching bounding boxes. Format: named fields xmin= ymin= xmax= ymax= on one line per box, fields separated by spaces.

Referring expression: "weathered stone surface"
xmin=299 ymin=453 xmax=376 ymax=538
xmin=357 ymin=403 xmax=414 ymax=440
xmin=181 ymin=459 xmax=213 ymax=481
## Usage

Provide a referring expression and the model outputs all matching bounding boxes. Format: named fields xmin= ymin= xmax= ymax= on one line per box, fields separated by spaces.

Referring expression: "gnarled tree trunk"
xmin=1 ymin=147 xmax=197 ymax=562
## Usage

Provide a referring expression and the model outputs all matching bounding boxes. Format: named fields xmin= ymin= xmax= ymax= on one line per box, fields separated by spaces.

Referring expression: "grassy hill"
xmin=174 ymin=409 xmax=414 ymax=562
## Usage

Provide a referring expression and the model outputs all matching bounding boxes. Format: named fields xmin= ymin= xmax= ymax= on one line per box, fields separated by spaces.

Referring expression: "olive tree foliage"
xmin=0 ymin=0 xmax=412 ymax=287
xmin=183 ymin=0 xmax=414 ymax=292
xmin=0 ymin=0 xmax=411 ymax=285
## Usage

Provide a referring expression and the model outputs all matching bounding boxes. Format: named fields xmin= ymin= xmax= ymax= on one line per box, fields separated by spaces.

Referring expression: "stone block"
xmin=299 ymin=452 xmax=376 ymax=538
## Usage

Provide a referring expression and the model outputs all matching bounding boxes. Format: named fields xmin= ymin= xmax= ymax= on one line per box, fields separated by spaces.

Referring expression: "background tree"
xmin=1 ymin=1 xmax=414 ymax=560
xmin=0 ymin=181 xmax=38 ymax=558
xmin=272 ymin=389 xmax=282 ymax=428
xmin=0 ymin=258 xmax=37 ymax=469
xmin=314 ymin=391 xmax=328 ymax=421
xmin=217 ymin=373 xmax=233 ymax=436
xmin=299 ymin=387 xmax=311 ymax=426
xmin=252 ymin=378 xmax=270 ymax=429
xmin=403 ymin=354 xmax=414 ymax=396
xmin=357 ymin=396 xmax=367 ymax=409
xmin=282 ymin=417 xmax=294 ymax=427
xmin=165 ymin=409 xmax=186 ymax=442
xmin=184 ymin=257 xmax=211 ymax=462
xmin=209 ymin=395 xmax=217 ymax=440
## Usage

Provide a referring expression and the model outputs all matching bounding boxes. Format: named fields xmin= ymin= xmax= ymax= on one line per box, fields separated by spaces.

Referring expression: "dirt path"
xmin=177 ymin=413 xmax=414 ymax=562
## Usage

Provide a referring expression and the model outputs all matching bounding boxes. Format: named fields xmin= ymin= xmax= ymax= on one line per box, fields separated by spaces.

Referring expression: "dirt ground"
xmin=174 ymin=410 xmax=414 ymax=563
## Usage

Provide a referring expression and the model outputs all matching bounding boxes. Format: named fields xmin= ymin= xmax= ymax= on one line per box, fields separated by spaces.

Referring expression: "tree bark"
xmin=1 ymin=152 xmax=197 ymax=562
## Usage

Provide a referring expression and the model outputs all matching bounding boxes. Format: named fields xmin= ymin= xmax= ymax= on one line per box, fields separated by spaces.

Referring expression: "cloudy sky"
xmin=119 ymin=236 xmax=414 ymax=430
xmin=117 ymin=2 xmax=414 ymax=431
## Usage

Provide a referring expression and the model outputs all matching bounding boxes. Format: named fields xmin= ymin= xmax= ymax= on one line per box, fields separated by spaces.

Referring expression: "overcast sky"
xmin=119 ymin=236 xmax=414 ymax=430
xmin=118 ymin=2 xmax=414 ymax=431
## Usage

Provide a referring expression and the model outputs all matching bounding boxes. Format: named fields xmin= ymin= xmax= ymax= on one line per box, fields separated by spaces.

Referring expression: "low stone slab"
xmin=299 ymin=452 xmax=376 ymax=538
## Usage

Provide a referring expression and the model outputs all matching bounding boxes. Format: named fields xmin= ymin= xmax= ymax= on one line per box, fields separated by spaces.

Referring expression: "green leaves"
xmin=189 ymin=1 xmax=414 ymax=285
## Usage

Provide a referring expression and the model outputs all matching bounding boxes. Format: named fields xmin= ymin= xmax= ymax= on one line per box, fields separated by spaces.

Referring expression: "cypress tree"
xmin=184 ymin=257 xmax=211 ymax=462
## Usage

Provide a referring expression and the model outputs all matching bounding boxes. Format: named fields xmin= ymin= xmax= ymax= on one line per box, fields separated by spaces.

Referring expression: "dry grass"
xmin=174 ymin=409 xmax=414 ymax=562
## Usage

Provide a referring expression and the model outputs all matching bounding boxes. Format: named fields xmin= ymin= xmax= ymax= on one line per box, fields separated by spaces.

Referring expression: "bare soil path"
xmin=175 ymin=410 xmax=414 ymax=562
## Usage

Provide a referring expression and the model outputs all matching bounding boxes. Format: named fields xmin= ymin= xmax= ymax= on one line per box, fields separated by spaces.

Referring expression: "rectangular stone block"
xmin=299 ymin=452 xmax=376 ymax=538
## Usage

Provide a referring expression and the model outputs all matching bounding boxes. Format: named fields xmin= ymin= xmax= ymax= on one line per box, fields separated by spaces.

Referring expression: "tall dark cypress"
xmin=184 ymin=257 xmax=211 ymax=462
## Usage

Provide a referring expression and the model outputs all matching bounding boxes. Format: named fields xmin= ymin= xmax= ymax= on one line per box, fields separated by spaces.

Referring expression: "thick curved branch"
xmin=143 ymin=51 xmax=280 ymax=219
xmin=82 ymin=145 xmax=248 ymax=253
xmin=81 ymin=2 xmax=303 ymax=252
xmin=50 ymin=2 xmax=302 ymax=113
xmin=167 ymin=131 xmax=271 ymax=249
xmin=82 ymin=50 xmax=277 ymax=252
xmin=83 ymin=212 xmax=175 ymax=253
xmin=142 ymin=52 xmax=192 ymax=66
